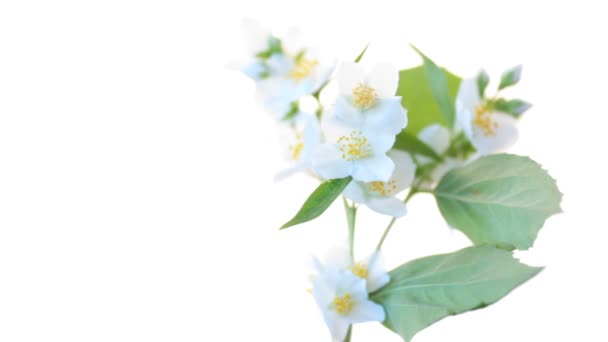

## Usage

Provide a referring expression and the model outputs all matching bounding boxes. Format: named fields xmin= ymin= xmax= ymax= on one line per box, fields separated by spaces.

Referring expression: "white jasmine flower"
xmin=312 ymin=270 xmax=386 ymax=342
xmin=275 ymin=113 xmax=322 ymax=180
xmin=332 ymin=62 xmax=407 ymax=136
xmin=342 ymin=150 xmax=416 ymax=217
xmin=456 ymin=78 xmax=518 ymax=155
xmin=313 ymin=248 xmax=390 ymax=293
xmin=237 ymin=19 xmax=334 ymax=120
xmin=312 ymin=117 xmax=396 ymax=182
xmin=257 ymin=52 xmax=333 ymax=120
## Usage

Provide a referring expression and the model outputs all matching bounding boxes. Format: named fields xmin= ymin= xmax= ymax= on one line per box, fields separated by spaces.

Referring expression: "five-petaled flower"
xmin=313 ymin=248 xmax=391 ymax=293
xmin=312 ymin=117 xmax=396 ymax=182
xmin=342 ymin=150 xmax=416 ymax=217
xmin=456 ymin=79 xmax=519 ymax=155
xmin=239 ymin=19 xmax=333 ymax=121
xmin=312 ymin=269 xmax=386 ymax=341
xmin=332 ymin=62 xmax=407 ymax=136
xmin=275 ymin=112 xmax=322 ymax=180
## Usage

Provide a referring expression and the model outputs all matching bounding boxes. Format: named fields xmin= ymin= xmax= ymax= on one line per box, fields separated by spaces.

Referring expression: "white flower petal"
xmin=256 ymin=78 xmax=294 ymax=119
xmin=457 ymin=107 xmax=474 ymax=139
xmin=367 ymin=63 xmax=399 ymax=97
xmin=241 ymin=18 xmax=269 ymax=54
xmin=312 ymin=256 xmax=326 ymax=274
xmin=364 ymin=97 xmax=408 ymax=135
xmin=388 ymin=150 xmax=416 ymax=193
xmin=368 ymin=134 xmax=396 ymax=154
xmin=323 ymin=311 xmax=351 ymax=342
xmin=313 ymin=144 xmax=352 ymax=180
xmin=365 ymin=252 xmax=391 ymax=292
xmin=312 ymin=273 xmax=337 ymax=306
xmin=456 ymin=78 xmax=481 ymax=112
xmin=366 ymin=196 xmax=407 ymax=218
xmin=332 ymin=96 xmax=365 ymax=130
xmin=342 ymin=181 xmax=368 ymax=204
xmin=418 ymin=124 xmax=450 ymax=155
xmin=337 ymin=62 xmax=366 ymax=96
xmin=282 ymin=27 xmax=304 ymax=54
xmin=321 ymin=114 xmax=362 ymax=142
xmin=352 ymin=154 xmax=394 ymax=182
xmin=470 ymin=112 xmax=519 ymax=155
xmin=349 ymin=300 xmax=386 ymax=323
xmin=324 ymin=247 xmax=353 ymax=270
xmin=266 ymin=54 xmax=293 ymax=75
xmin=455 ymin=78 xmax=481 ymax=138
xmin=240 ymin=61 xmax=266 ymax=79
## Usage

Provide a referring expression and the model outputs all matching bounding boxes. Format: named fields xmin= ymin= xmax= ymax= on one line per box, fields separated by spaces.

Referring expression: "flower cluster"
xmin=235 ymin=19 xmax=549 ymax=342
xmin=311 ymin=249 xmax=389 ymax=341
xmin=239 ymin=19 xmax=417 ymax=218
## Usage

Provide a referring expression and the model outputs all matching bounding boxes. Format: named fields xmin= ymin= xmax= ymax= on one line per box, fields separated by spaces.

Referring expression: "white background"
xmin=1 ymin=0 xmax=607 ymax=341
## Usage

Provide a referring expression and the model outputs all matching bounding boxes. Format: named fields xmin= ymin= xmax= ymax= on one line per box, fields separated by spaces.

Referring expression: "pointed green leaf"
xmin=397 ymin=67 xmax=461 ymax=135
xmin=498 ymin=65 xmax=523 ymax=90
xmin=281 ymin=177 xmax=352 ymax=229
xmin=410 ymin=45 xmax=457 ymax=128
xmin=371 ymin=245 xmax=541 ymax=342
xmin=393 ymin=130 xmax=442 ymax=162
xmin=354 ymin=44 xmax=369 ymax=63
xmin=434 ymin=154 xmax=562 ymax=250
xmin=492 ymin=98 xmax=532 ymax=118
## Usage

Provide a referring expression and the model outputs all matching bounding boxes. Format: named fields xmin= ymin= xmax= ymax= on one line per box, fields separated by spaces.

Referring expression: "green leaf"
xmin=371 ymin=245 xmax=541 ymax=342
xmin=393 ymin=130 xmax=442 ymax=162
xmin=492 ymin=98 xmax=532 ymax=118
xmin=498 ymin=65 xmax=523 ymax=90
xmin=354 ymin=44 xmax=369 ymax=63
xmin=397 ymin=66 xmax=461 ymax=135
xmin=281 ymin=177 xmax=352 ymax=229
xmin=434 ymin=154 xmax=562 ymax=250
xmin=476 ymin=69 xmax=489 ymax=97
xmin=409 ymin=45 xmax=457 ymax=129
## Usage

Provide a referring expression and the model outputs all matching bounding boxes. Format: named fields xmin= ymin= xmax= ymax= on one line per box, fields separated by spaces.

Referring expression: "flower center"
xmin=350 ymin=262 xmax=369 ymax=279
xmin=474 ymin=104 xmax=499 ymax=136
xmin=289 ymin=133 xmax=304 ymax=161
xmin=368 ymin=180 xmax=397 ymax=196
xmin=331 ymin=293 xmax=356 ymax=316
xmin=288 ymin=57 xmax=318 ymax=82
xmin=338 ymin=131 xmax=372 ymax=161
xmin=352 ymin=83 xmax=378 ymax=110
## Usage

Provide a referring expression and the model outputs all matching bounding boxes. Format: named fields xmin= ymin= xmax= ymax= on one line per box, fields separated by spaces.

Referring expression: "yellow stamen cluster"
xmin=337 ymin=131 xmax=372 ymax=161
xmin=332 ymin=293 xmax=356 ymax=316
xmin=352 ymin=83 xmax=378 ymax=110
xmin=289 ymin=133 xmax=304 ymax=161
xmin=474 ymin=104 xmax=499 ymax=136
xmin=350 ymin=262 xmax=369 ymax=279
xmin=368 ymin=179 xmax=397 ymax=196
xmin=288 ymin=58 xmax=318 ymax=82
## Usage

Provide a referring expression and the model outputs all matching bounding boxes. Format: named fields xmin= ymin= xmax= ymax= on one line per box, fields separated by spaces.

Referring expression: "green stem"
xmin=375 ymin=188 xmax=418 ymax=251
xmin=343 ymin=197 xmax=357 ymax=260
xmin=344 ymin=326 xmax=352 ymax=342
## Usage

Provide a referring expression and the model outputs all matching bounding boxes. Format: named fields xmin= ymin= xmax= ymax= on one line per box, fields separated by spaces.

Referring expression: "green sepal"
xmin=498 ymin=64 xmax=523 ymax=90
